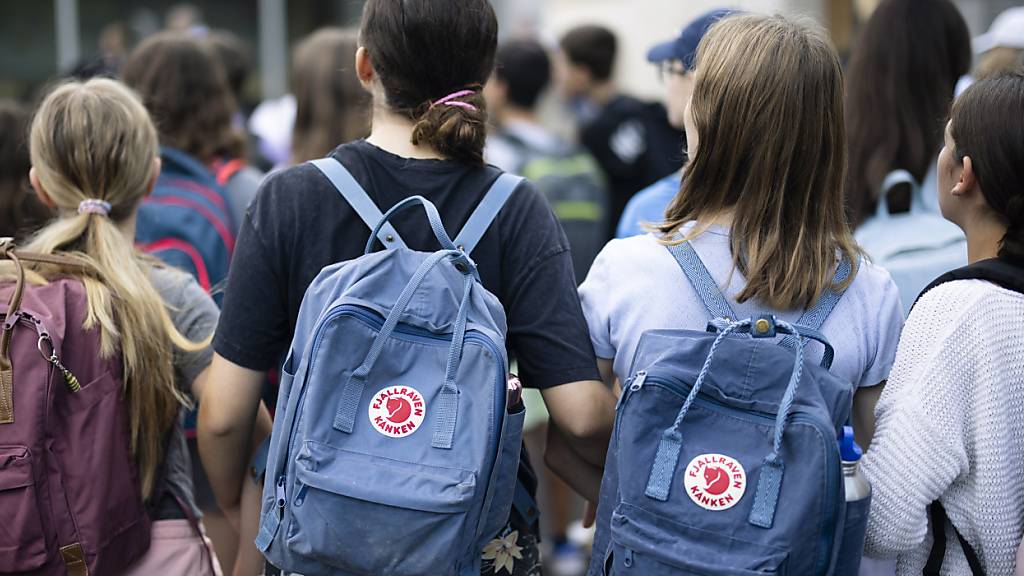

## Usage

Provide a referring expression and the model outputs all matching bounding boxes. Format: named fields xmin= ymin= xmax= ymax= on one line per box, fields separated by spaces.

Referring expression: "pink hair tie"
xmin=77 ymin=199 xmax=112 ymax=216
xmin=430 ymin=90 xmax=479 ymax=112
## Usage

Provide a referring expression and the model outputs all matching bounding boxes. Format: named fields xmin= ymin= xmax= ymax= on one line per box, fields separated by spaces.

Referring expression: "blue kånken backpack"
xmin=588 ymin=241 xmax=856 ymax=575
xmin=255 ymin=158 xmax=527 ymax=576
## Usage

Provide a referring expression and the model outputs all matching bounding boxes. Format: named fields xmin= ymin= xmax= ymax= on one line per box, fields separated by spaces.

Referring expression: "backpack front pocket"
xmin=0 ymin=446 xmax=47 ymax=571
xmin=609 ymin=502 xmax=788 ymax=575
xmin=287 ymin=441 xmax=477 ymax=576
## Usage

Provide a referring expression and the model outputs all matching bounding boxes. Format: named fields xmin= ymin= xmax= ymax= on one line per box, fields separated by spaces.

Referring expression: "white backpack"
xmin=854 ymin=170 xmax=967 ymax=316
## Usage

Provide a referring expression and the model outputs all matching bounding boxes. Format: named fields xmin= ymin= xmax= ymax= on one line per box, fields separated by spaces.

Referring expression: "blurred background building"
xmin=1 ymin=0 xmax=1019 ymax=105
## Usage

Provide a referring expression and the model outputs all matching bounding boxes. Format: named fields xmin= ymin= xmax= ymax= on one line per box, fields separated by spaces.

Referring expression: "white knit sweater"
xmin=862 ymin=279 xmax=1024 ymax=575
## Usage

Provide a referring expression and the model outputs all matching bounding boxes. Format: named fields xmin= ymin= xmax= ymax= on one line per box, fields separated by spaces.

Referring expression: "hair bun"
xmin=411 ymin=91 xmax=488 ymax=165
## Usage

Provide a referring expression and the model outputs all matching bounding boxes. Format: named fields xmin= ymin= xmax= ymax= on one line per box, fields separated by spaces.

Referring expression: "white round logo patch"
xmin=368 ymin=386 xmax=426 ymax=438
xmin=684 ymin=453 xmax=746 ymax=511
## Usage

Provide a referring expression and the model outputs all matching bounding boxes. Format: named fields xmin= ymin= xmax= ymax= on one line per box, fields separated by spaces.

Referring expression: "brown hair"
xmin=26 ymin=79 xmax=208 ymax=499
xmin=359 ymin=0 xmax=498 ymax=165
xmin=658 ymin=14 xmax=859 ymax=310
xmin=845 ymin=0 xmax=971 ymax=227
xmin=122 ymin=32 xmax=245 ymax=164
xmin=0 ymin=101 xmax=51 ymax=238
xmin=976 ymin=47 xmax=1024 ymax=81
xmin=559 ymin=25 xmax=617 ymax=82
xmin=290 ymin=28 xmax=371 ymax=164
xmin=950 ymin=73 xmax=1024 ymax=264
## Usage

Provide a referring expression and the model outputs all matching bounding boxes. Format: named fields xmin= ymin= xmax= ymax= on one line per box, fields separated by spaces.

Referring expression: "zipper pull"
xmin=623 ymin=548 xmax=635 ymax=568
xmin=275 ymin=476 xmax=287 ymax=518
xmin=629 ymin=371 xmax=648 ymax=392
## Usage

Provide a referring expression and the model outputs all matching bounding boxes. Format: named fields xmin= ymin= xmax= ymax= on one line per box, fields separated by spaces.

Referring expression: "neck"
xmin=587 ymin=81 xmax=619 ymax=107
xmin=500 ymin=106 xmax=540 ymax=127
xmin=962 ymin=213 xmax=1007 ymax=264
xmin=366 ymin=107 xmax=445 ymax=160
xmin=118 ymin=210 xmax=138 ymax=244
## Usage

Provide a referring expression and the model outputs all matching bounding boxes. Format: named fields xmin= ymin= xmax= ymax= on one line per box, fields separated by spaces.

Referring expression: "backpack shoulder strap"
xmin=916 ymin=258 xmax=1024 ymax=308
xmin=666 ymin=241 xmax=737 ymax=321
xmin=452 ymin=173 xmax=523 ymax=255
xmin=779 ymin=257 xmax=854 ymax=350
xmin=310 ymin=158 xmax=408 ymax=250
xmin=924 ymin=501 xmax=985 ymax=576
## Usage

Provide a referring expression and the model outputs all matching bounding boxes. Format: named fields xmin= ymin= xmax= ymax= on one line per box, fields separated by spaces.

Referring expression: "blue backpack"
xmin=588 ymin=242 xmax=855 ymax=575
xmin=855 ymin=169 xmax=967 ymax=316
xmin=136 ymin=147 xmax=235 ymax=300
xmin=255 ymin=158 xmax=528 ymax=576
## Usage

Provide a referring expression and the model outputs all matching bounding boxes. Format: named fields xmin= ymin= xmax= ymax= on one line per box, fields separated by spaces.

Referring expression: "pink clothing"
xmin=122 ymin=519 xmax=222 ymax=576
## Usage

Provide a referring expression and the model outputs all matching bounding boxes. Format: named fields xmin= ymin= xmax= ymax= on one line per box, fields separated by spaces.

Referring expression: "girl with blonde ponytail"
xmin=25 ymin=77 xmax=223 ymax=575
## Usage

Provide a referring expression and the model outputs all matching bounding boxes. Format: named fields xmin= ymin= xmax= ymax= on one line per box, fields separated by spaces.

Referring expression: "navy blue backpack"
xmin=136 ymin=147 xmax=235 ymax=300
xmin=588 ymin=241 xmax=855 ymax=575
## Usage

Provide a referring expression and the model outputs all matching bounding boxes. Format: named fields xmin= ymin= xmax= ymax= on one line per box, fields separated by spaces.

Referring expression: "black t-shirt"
xmin=580 ymin=95 xmax=685 ymax=237
xmin=213 ymin=140 xmax=601 ymax=532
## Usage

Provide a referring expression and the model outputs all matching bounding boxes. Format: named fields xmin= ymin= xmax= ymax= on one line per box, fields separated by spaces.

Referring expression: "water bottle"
xmin=834 ymin=426 xmax=872 ymax=576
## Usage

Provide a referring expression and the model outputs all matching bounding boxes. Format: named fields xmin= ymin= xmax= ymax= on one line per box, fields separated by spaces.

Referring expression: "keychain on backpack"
xmin=38 ymin=334 xmax=81 ymax=392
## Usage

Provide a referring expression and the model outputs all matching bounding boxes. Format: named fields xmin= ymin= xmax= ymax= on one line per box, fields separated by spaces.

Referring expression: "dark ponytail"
xmin=360 ymin=0 xmax=497 ymax=165
xmin=950 ymin=72 xmax=1024 ymax=264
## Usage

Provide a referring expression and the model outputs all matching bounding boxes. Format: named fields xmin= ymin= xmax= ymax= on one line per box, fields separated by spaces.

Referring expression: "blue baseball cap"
xmin=647 ymin=9 xmax=738 ymax=70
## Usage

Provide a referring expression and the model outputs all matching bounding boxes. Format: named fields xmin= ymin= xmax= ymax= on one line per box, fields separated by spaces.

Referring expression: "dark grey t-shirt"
xmin=149 ymin=266 xmax=219 ymax=519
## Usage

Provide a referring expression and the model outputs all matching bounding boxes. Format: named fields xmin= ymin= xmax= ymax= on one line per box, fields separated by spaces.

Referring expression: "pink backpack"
xmin=0 ymin=242 xmax=151 ymax=575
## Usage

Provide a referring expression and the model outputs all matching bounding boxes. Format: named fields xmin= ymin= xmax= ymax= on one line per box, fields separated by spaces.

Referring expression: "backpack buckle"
xmin=751 ymin=314 xmax=777 ymax=338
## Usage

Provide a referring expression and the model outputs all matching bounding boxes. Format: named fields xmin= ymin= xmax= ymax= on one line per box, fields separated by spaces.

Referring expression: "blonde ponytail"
xmin=25 ymin=79 xmax=208 ymax=499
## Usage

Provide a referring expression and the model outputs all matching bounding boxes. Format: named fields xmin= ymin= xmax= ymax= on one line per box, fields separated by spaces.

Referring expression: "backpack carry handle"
xmin=645 ymin=316 xmax=809 ymax=531
xmin=365 ymin=196 xmax=457 ymax=255
xmin=875 ymin=169 xmax=925 ymax=219
xmin=708 ymin=315 xmax=836 ymax=369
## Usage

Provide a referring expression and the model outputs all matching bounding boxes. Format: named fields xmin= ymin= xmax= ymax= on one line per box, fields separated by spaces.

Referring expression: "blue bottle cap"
xmin=839 ymin=425 xmax=863 ymax=462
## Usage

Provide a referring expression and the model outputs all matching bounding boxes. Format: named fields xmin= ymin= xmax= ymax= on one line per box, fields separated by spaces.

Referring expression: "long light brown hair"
xmin=290 ymin=28 xmax=371 ymax=164
xmin=26 ymin=79 xmax=207 ymax=499
xmin=658 ymin=14 xmax=860 ymax=310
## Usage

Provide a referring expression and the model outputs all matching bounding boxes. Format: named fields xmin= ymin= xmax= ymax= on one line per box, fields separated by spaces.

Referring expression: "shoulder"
xmin=595 ymin=234 xmax=669 ymax=271
xmin=912 ymin=278 xmax=1024 ymax=328
xmin=847 ymin=258 xmax=900 ymax=302
xmin=631 ymin=173 xmax=680 ymax=207
xmin=147 ymin=265 xmax=211 ymax=309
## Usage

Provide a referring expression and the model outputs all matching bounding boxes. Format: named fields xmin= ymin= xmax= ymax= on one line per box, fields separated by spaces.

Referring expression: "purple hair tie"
xmin=430 ymin=90 xmax=479 ymax=112
xmin=78 ymin=199 xmax=112 ymax=216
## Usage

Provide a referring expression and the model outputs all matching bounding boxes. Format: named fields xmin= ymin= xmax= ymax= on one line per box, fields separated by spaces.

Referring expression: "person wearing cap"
xmin=558 ymin=25 xmax=684 ymax=239
xmin=616 ymin=9 xmax=735 ymax=239
xmin=974 ymin=8 xmax=1024 ymax=81
xmin=954 ymin=7 xmax=1024 ymax=97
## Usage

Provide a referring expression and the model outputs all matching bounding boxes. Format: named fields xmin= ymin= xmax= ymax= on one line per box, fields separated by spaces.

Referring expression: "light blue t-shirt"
xmin=615 ymin=171 xmax=681 ymax=238
xmin=579 ymin=224 xmax=905 ymax=388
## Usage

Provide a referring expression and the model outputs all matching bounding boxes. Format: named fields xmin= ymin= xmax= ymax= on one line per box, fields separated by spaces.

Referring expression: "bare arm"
xmin=543 ymin=422 xmax=604 ymax=503
xmin=198 ymin=353 xmax=266 ymax=515
xmin=853 ymin=381 xmax=885 ymax=451
xmin=540 ymin=377 xmax=616 ymax=466
xmin=232 ymin=475 xmax=267 ymax=576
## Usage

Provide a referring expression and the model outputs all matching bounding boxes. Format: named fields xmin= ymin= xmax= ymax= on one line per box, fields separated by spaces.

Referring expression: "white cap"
xmin=974 ymin=7 xmax=1024 ymax=54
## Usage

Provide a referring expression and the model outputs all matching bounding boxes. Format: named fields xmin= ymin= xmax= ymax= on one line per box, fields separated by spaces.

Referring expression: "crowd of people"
xmin=1 ymin=0 xmax=1024 ymax=575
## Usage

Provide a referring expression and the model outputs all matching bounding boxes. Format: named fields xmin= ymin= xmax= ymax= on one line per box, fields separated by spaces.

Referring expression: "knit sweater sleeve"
xmin=860 ymin=284 xmax=978 ymax=558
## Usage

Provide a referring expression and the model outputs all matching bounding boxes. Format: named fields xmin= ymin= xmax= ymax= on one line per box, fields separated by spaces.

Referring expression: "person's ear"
xmin=145 ymin=157 xmax=161 ymax=197
xmin=355 ymin=46 xmax=375 ymax=88
xmin=951 ymin=156 xmax=977 ymax=198
xmin=29 ymin=167 xmax=57 ymax=208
